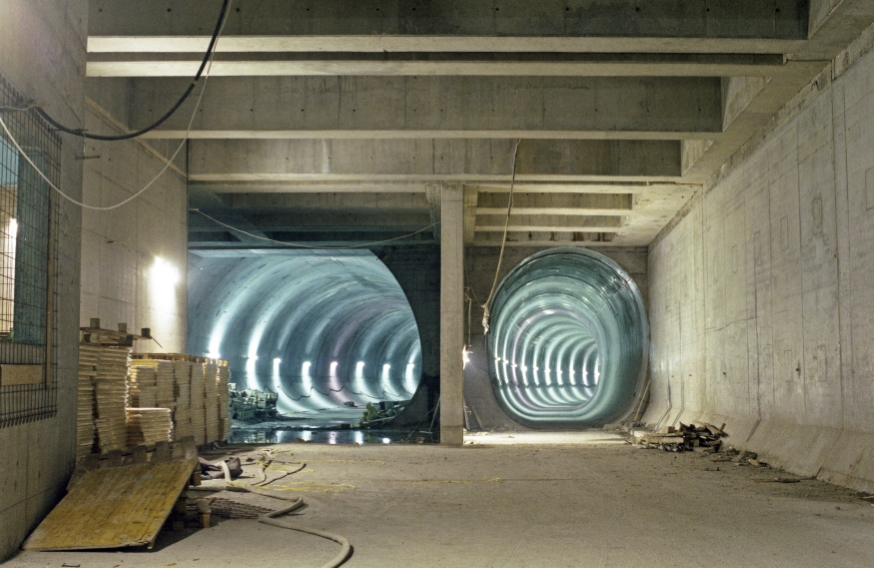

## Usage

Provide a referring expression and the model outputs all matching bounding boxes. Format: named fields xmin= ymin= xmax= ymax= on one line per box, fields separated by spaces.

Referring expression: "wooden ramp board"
xmin=22 ymin=458 xmax=197 ymax=551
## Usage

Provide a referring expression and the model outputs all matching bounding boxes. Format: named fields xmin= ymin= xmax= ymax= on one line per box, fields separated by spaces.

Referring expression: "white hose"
xmin=217 ymin=458 xmax=352 ymax=567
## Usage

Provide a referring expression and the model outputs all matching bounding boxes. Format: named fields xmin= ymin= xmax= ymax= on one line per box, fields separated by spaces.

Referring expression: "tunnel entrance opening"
xmin=188 ymin=249 xmax=424 ymax=438
xmin=487 ymin=248 xmax=648 ymax=429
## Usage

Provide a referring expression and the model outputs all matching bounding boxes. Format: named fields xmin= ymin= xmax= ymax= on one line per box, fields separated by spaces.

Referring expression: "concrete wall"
xmin=379 ymin=245 xmax=442 ymax=427
xmin=80 ymin=79 xmax=188 ymax=353
xmin=464 ymin=246 xmax=648 ymax=431
xmin=0 ymin=0 xmax=87 ymax=561
xmin=644 ymin=34 xmax=874 ymax=491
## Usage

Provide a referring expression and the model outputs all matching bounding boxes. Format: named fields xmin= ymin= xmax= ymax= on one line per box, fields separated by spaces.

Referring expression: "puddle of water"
xmin=228 ymin=426 xmax=434 ymax=445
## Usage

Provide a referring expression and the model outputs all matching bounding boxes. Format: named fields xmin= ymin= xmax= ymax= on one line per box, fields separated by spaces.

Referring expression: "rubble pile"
xmin=358 ymin=400 xmax=408 ymax=428
xmin=640 ymin=422 xmax=728 ymax=453
xmin=229 ymin=388 xmax=279 ymax=422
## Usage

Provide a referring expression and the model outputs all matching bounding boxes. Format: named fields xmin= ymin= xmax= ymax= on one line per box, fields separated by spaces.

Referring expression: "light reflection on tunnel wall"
xmin=487 ymin=248 xmax=648 ymax=428
xmin=188 ymin=250 xmax=422 ymax=413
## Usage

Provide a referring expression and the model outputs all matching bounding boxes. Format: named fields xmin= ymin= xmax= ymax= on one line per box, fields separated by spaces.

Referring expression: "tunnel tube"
xmin=486 ymin=248 xmax=648 ymax=428
xmin=188 ymin=250 xmax=422 ymax=414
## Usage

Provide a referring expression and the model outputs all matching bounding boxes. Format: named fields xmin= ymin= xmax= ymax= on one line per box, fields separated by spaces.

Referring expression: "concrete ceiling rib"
xmin=85 ymin=0 xmax=874 ymax=249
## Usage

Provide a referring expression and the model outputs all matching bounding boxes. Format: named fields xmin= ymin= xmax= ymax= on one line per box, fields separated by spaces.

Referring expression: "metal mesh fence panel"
xmin=0 ymin=74 xmax=60 ymax=428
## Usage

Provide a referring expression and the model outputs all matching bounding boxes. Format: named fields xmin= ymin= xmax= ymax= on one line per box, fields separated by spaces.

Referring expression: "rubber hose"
xmin=259 ymin=502 xmax=353 ymax=568
xmin=218 ymin=459 xmax=352 ymax=567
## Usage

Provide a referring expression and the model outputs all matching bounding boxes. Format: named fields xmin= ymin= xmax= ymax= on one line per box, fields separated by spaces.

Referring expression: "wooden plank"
xmin=0 ymin=364 xmax=45 ymax=386
xmin=22 ymin=458 xmax=197 ymax=551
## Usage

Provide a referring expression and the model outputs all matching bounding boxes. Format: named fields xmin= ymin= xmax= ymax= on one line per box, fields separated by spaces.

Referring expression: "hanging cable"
xmin=34 ymin=0 xmax=231 ymax=141
xmin=480 ymin=139 xmax=521 ymax=335
xmin=0 ymin=0 xmax=232 ymax=211
xmin=190 ymin=208 xmax=440 ymax=249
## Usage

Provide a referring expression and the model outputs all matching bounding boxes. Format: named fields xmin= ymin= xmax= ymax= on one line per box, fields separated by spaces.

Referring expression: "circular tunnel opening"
xmin=487 ymin=248 xmax=648 ymax=428
xmin=188 ymin=250 xmax=422 ymax=425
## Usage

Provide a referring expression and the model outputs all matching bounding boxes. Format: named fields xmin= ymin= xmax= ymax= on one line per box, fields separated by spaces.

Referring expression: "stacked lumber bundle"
xmin=93 ymin=347 xmax=130 ymax=453
xmin=217 ymin=364 xmax=231 ymax=440
xmin=190 ymin=363 xmax=206 ymax=445
xmin=204 ymin=363 xmax=220 ymax=443
xmin=155 ymin=360 xmax=176 ymax=410
xmin=173 ymin=361 xmax=192 ymax=440
xmin=125 ymin=407 xmax=173 ymax=446
xmin=640 ymin=423 xmax=728 ymax=453
xmin=76 ymin=345 xmax=99 ymax=459
xmin=127 ymin=365 xmax=157 ymax=408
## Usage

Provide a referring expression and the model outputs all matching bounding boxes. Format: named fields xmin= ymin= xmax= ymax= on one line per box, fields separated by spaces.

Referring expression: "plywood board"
xmin=22 ymin=458 xmax=197 ymax=551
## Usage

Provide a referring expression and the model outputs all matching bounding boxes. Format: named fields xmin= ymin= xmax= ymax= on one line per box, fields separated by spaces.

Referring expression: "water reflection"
xmin=228 ymin=427 xmax=434 ymax=445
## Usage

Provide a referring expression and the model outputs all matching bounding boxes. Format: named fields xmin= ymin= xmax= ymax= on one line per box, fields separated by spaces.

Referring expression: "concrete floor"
xmin=5 ymin=434 xmax=874 ymax=568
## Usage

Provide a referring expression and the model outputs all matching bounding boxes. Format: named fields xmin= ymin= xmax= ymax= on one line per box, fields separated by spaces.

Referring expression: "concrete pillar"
xmin=440 ymin=183 xmax=464 ymax=446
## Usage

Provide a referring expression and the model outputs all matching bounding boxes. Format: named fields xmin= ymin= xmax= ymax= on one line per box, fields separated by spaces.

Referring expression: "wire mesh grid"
xmin=0 ymin=74 xmax=60 ymax=428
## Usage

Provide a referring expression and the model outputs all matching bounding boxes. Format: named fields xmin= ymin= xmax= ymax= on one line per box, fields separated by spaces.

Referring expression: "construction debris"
xmin=358 ymin=400 xmax=408 ymax=428
xmin=230 ymin=387 xmax=279 ymax=422
xmin=638 ymin=423 xmax=728 ymax=453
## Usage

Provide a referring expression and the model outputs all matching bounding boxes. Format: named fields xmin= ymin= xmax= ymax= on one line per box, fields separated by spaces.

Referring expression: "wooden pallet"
xmin=80 ymin=318 xmax=154 ymax=347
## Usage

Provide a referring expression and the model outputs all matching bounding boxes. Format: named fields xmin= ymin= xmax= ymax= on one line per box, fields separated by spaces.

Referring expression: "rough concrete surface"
xmin=643 ymin=21 xmax=874 ymax=493
xmin=5 ymin=436 xmax=874 ymax=568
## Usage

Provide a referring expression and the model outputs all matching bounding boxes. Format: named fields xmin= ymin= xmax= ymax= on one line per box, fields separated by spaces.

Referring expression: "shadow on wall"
xmin=187 ymin=249 xmax=423 ymax=414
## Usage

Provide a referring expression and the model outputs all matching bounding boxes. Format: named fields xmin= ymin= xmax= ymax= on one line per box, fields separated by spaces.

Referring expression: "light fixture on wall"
xmin=151 ymin=257 xmax=179 ymax=286
xmin=149 ymin=257 xmax=181 ymax=351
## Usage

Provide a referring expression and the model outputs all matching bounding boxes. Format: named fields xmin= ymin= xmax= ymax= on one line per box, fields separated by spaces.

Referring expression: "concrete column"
xmin=440 ymin=183 xmax=464 ymax=446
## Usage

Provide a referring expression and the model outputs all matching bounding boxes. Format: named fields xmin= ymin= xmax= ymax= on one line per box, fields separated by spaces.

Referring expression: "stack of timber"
xmin=76 ymin=345 xmax=99 ymax=459
xmin=217 ymin=363 xmax=231 ymax=440
xmin=204 ymin=363 xmax=220 ymax=443
xmin=189 ymin=363 xmax=206 ymax=445
xmin=79 ymin=319 xmax=155 ymax=457
xmin=127 ymin=365 xmax=157 ymax=408
xmin=93 ymin=347 xmax=131 ymax=452
xmin=639 ymin=423 xmax=728 ymax=453
xmin=127 ymin=353 xmax=231 ymax=447
xmin=126 ymin=408 xmax=173 ymax=446
xmin=155 ymin=360 xmax=176 ymax=409
xmin=173 ymin=361 xmax=192 ymax=440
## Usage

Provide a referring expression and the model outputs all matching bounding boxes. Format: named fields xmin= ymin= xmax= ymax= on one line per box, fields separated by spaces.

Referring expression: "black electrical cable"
xmin=36 ymin=0 xmax=231 ymax=141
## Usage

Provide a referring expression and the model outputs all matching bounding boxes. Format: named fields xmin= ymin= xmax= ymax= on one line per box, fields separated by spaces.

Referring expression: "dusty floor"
xmin=5 ymin=433 xmax=874 ymax=568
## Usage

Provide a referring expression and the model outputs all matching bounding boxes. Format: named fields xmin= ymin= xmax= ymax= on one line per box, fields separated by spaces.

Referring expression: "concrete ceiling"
xmin=86 ymin=0 xmax=874 ymax=249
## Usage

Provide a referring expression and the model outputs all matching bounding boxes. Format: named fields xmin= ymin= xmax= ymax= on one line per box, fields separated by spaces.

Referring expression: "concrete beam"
xmin=88 ymin=0 xmax=809 ymax=40
xmin=216 ymin=192 xmax=429 ymax=211
xmin=682 ymin=60 xmax=827 ymax=183
xmin=472 ymin=234 xmax=621 ymax=247
xmin=87 ymin=53 xmax=787 ymax=78
xmin=475 ymin=214 xmax=624 ymax=233
xmin=189 ymin=180 xmax=699 ymax=195
xmin=206 ymin=211 xmax=433 ymax=231
xmin=463 ymin=186 xmax=478 ymax=245
xmin=471 ymin=182 xmax=700 ymax=194
xmin=188 ymin=139 xmax=684 ymax=183
xmin=476 ymin=192 xmax=633 ymax=216
xmin=89 ymin=35 xmax=807 ymax=55
xmin=128 ymin=76 xmax=722 ymax=139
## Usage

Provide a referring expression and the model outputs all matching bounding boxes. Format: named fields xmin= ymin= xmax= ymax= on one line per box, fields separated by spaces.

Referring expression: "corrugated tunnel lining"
xmin=188 ymin=249 xmax=422 ymax=414
xmin=487 ymin=247 xmax=648 ymax=428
